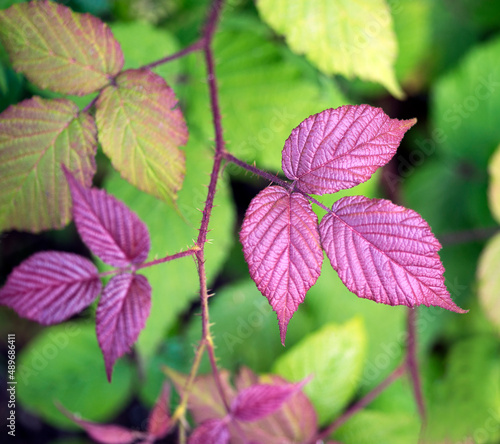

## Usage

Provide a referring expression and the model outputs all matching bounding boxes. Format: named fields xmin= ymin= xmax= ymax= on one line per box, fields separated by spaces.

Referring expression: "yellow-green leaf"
xmin=477 ymin=232 xmax=500 ymax=335
xmin=96 ymin=68 xmax=187 ymax=205
xmin=488 ymin=144 xmax=500 ymax=224
xmin=272 ymin=317 xmax=367 ymax=425
xmin=0 ymin=97 xmax=97 ymax=232
xmin=0 ymin=1 xmax=123 ymax=95
xmin=256 ymin=0 xmax=403 ymax=98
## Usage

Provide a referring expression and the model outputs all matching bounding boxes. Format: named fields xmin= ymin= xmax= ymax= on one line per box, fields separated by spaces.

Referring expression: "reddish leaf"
xmin=319 ymin=196 xmax=467 ymax=312
xmin=166 ymin=368 xmax=235 ymax=424
xmin=0 ymin=97 xmax=96 ymax=232
xmin=0 ymin=1 xmax=123 ymax=95
xmin=59 ymin=403 xmax=140 ymax=444
xmin=96 ymin=68 xmax=187 ymax=205
xmin=189 ymin=418 xmax=230 ymax=444
xmin=147 ymin=383 xmax=171 ymax=439
xmin=240 ymin=186 xmax=323 ymax=345
xmin=0 ymin=252 xmax=101 ymax=325
xmin=282 ymin=105 xmax=416 ymax=195
xmin=97 ymin=273 xmax=151 ymax=381
xmin=234 ymin=370 xmax=318 ymax=444
xmin=64 ymin=168 xmax=150 ymax=267
xmin=230 ymin=381 xmax=306 ymax=422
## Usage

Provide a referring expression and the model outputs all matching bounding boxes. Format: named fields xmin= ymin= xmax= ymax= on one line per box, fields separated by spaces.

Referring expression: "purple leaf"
xmin=96 ymin=273 xmax=151 ymax=381
xmin=240 ymin=186 xmax=323 ymax=345
xmin=189 ymin=418 xmax=230 ymax=444
xmin=59 ymin=403 xmax=140 ymax=444
xmin=234 ymin=369 xmax=318 ymax=444
xmin=0 ymin=252 xmax=101 ymax=325
xmin=319 ymin=195 xmax=467 ymax=312
xmin=64 ymin=167 xmax=150 ymax=267
xmin=230 ymin=381 xmax=305 ymax=422
xmin=147 ymin=383 xmax=171 ymax=439
xmin=282 ymin=105 xmax=416 ymax=195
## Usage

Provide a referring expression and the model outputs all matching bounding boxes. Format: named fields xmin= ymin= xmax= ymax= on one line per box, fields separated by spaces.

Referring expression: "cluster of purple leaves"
xmin=169 ymin=367 xmax=319 ymax=444
xmin=0 ymin=168 xmax=152 ymax=381
xmin=60 ymin=367 xmax=319 ymax=444
xmin=240 ymin=104 xmax=466 ymax=345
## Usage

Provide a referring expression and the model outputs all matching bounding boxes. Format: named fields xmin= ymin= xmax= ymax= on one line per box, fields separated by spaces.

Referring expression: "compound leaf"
xmin=64 ymin=168 xmax=150 ymax=268
xmin=0 ymin=251 xmax=101 ymax=324
xmin=256 ymin=0 xmax=403 ymax=97
xmin=240 ymin=186 xmax=323 ymax=345
xmin=96 ymin=68 xmax=187 ymax=205
xmin=0 ymin=97 xmax=96 ymax=232
xmin=320 ymin=195 xmax=466 ymax=312
xmin=96 ymin=273 xmax=151 ymax=381
xmin=0 ymin=0 xmax=123 ymax=95
xmin=282 ymin=105 xmax=416 ymax=195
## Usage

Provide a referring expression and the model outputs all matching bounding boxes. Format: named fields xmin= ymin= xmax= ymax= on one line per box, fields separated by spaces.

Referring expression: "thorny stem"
xmin=406 ymin=308 xmax=426 ymax=422
xmin=314 ymin=363 xmax=407 ymax=441
xmin=193 ymin=0 xmax=231 ymax=414
xmin=222 ymin=151 xmax=292 ymax=189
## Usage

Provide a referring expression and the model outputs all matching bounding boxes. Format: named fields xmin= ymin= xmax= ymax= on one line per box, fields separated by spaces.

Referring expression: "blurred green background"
xmin=1 ymin=0 xmax=500 ymax=443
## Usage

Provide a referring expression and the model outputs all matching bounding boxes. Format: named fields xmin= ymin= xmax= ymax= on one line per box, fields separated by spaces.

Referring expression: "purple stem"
xmin=194 ymin=0 xmax=231 ymax=413
xmin=222 ymin=152 xmax=291 ymax=189
xmin=143 ymin=39 xmax=205 ymax=70
xmin=136 ymin=248 xmax=198 ymax=270
xmin=314 ymin=363 xmax=406 ymax=442
xmin=406 ymin=308 xmax=426 ymax=421
xmin=82 ymin=95 xmax=99 ymax=113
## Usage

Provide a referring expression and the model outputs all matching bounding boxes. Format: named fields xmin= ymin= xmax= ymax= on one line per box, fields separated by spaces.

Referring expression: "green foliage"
xmin=96 ymin=68 xmax=187 ymax=206
xmin=0 ymin=97 xmax=96 ymax=232
xmin=185 ymin=16 xmax=348 ymax=172
xmin=272 ymin=318 xmax=367 ymax=425
xmin=256 ymin=0 xmax=403 ymax=98
xmin=423 ymin=335 xmax=500 ymax=443
xmin=0 ymin=1 xmax=124 ymax=95
xmin=17 ymin=322 xmax=134 ymax=429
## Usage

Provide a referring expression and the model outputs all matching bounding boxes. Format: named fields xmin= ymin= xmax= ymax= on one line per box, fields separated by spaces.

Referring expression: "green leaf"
xmin=256 ymin=0 xmax=403 ymax=98
xmin=432 ymin=35 xmax=500 ymax=167
xmin=0 ymin=1 xmax=123 ymax=95
xmin=96 ymin=68 xmax=187 ymax=205
xmin=184 ymin=17 xmax=348 ymax=172
xmin=0 ymin=97 xmax=97 ymax=232
xmin=303 ymin=264 xmax=407 ymax=393
xmin=103 ymin=131 xmax=234 ymax=360
xmin=423 ymin=335 xmax=500 ymax=443
xmin=477 ymin=232 xmax=500 ymax=335
xmin=110 ymin=21 xmax=180 ymax=85
xmin=185 ymin=279 xmax=313 ymax=374
xmin=332 ymin=410 xmax=420 ymax=444
xmin=488 ymin=144 xmax=500 ymax=224
xmin=272 ymin=318 xmax=367 ymax=425
xmin=17 ymin=322 xmax=134 ymax=429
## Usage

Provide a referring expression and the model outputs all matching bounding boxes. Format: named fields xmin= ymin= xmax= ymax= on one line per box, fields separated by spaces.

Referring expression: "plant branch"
xmin=136 ymin=247 xmax=198 ymax=270
xmin=191 ymin=0 xmax=231 ymax=414
xmin=142 ymin=39 xmax=205 ymax=70
xmin=314 ymin=362 xmax=406 ymax=441
xmin=406 ymin=308 xmax=426 ymax=421
xmin=222 ymin=152 xmax=291 ymax=189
